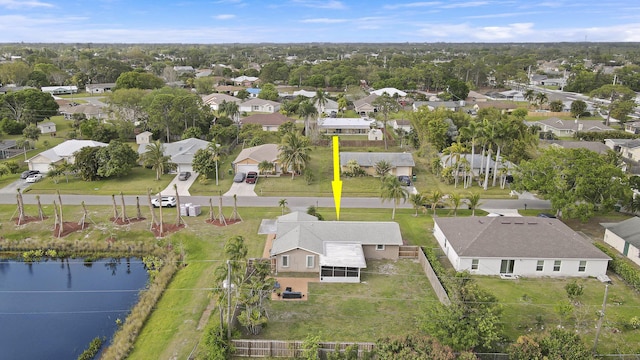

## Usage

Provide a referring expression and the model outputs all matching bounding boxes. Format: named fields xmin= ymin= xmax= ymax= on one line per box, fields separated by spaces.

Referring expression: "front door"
xmin=500 ymin=259 xmax=515 ymax=274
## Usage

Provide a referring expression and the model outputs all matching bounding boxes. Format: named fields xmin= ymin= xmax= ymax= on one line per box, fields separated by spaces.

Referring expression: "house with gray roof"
xmin=85 ymin=83 xmax=116 ymax=94
xmin=624 ymin=121 xmax=640 ymax=135
xmin=239 ymin=98 xmax=280 ymax=113
xmin=527 ymin=117 xmax=615 ymax=137
xmin=433 ymin=217 xmax=610 ymax=277
xmin=353 ymin=94 xmax=379 ymax=116
xmin=26 ymin=139 xmax=108 ymax=173
xmin=263 ymin=212 xmax=404 ymax=282
xmin=137 ymin=137 xmax=209 ymax=173
xmin=232 ymin=143 xmax=282 ymax=175
xmin=202 ymin=93 xmax=241 ymax=111
xmin=340 ymin=152 xmax=415 ymax=177
xmin=602 ymin=217 xmax=640 ymax=267
xmin=413 ymin=101 xmax=461 ymax=112
xmin=541 ymin=140 xmax=611 ymax=155
xmin=317 ymin=117 xmax=376 ymax=135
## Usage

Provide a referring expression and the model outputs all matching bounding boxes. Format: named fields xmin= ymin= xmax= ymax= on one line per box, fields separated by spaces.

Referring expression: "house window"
xmin=578 ymin=260 xmax=586 ymax=272
xmin=306 ymin=255 xmax=314 ymax=268
xmin=553 ymin=260 xmax=561 ymax=272
xmin=500 ymin=260 xmax=515 ymax=274
xmin=536 ymin=260 xmax=544 ymax=272
xmin=471 ymin=259 xmax=479 ymax=270
xmin=376 ymin=244 xmax=385 ymax=251
xmin=281 ymin=255 xmax=289 ymax=268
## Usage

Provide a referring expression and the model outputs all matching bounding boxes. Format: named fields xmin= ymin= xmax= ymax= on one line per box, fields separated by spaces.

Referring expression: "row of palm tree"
xmin=524 ymin=89 xmax=548 ymax=110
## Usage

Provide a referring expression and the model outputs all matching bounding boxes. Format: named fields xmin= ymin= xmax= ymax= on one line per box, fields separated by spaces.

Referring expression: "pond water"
xmin=0 ymin=257 xmax=148 ymax=360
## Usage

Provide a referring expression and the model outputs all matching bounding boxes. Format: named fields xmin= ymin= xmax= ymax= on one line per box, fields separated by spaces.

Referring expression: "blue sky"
xmin=1 ymin=0 xmax=640 ymax=43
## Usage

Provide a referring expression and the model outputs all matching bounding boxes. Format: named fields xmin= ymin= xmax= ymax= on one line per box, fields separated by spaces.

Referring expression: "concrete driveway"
xmin=223 ymin=181 xmax=257 ymax=197
xmin=0 ymin=177 xmax=33 ymax=194
xmin=159 ymin=172 xmax=199 ymax=196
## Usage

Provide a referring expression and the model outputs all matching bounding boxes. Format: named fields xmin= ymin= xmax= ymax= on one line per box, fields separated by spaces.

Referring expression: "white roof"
xmin=320 ymin=243 xmax=367 ymax=268
xmin=371 ymin=88 xmax=407 ymax=97
xmin=318 ymin=117 xmax=375 ymax=130
xmin=28 ymin=139 xmax=107 ymax=163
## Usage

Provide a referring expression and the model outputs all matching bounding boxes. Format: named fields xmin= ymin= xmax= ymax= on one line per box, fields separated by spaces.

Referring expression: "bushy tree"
xmin=73 ymin=146 xmax=102 ymax=181
xmin=0 ymin=88 xmax=58 ymax=124
xmin=96 ymin=140 xmax=138 ymax=178
xmin=115 ymin=70 xmax=164 ymax=90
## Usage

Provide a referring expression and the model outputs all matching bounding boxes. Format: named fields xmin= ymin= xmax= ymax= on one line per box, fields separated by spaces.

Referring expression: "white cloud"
xmin=291 ymin=0 xmax=346 ymax=10
xmin=214 ymin=14 xmax=236 ymax=20
xmin=439 ymin=1 xmax=489 ymax=9
xmin=300 ymin=18 xmax=348 ymax=24
xmin=464 ymin=11 xmax=541 ymax=19
xmin=383 ymin=2 xmax=441 ymax=10
xmin=0 ymin=0 xmax=54 ymax=8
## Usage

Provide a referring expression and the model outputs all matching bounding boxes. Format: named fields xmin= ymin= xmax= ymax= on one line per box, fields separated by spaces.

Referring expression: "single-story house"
xmin=239 ymin=98 xmax=280 ymax=113
xmin=353 ymin=94 xmax=379 ymax=116
xmin=85 ymin=83 xmax=116 ymax=94
xmin=232 ymin=143 xmax=282 ymax=175
xmin=433 ymin=216 xmax=610 ymax=277
xmin=315 ymin=98 xmax=339 ymax=115
xmin=541 ymin=140 xmax=611 ymax=155
xmin=231 ymin=76 xmax=259 ymax=87
xmin=413 ymin=101 xmax=462 ymax=112
xmin=215 ymin=85 xmax=245 ymax=96
xmin=264 ymin=212 xmax=404 ymax=282
xmin=246 ymin=88 xmax=261 ymax=98
xmin=466 ymin=90 xmax=488 ymax=103
xmin=202 ymin=93 xmax=241 ymax=111
xmin=240 ymin=113 xmax=295 ymax=132
xmin=602 ymin=217 xmax=640 ymax=267
xmin=59 ymin=103 xmax=107 ymax=120
xmin=527 ymin=118 xmax=615 ymax=137
xmin=173 ymin=66 xmax=195 ymax=75
xmin=473 ymin=101 xmax=519 ymax=114
xmin=368 ymin=128 xmax=383 ymax=141
xmin=340 ymin=152 xmax=415 ymax=177
xmin=37 ymin=121 xmax=56 ymax=134
xmin=391 ymin=119 xmax=412 ymax=132
xmin=617 ymin=140 xmax=640 ymax=162
xmin=41 ymin=86 xmax=77 ymax=95
xmin=26 ymin=139 xmax=108 ymax=173
xmin=371 ymin=87 xmax=407 ymax=97
xmin=137 ymin=137 xmax=209 ymax=173
xmin=317 ymin=117 xmax=376 ymax=135
xmin=624 ymin=121 xmax=640 ymax=135
xmin=496 ymin=90 xmax=525 ymax=101
xmin=136 ymin=131 xmax=153 ymax=145
xmin=0 ymin=85 xmax=35 ymax=94
xmin=0 ymin=140 xmax=19 ymax=159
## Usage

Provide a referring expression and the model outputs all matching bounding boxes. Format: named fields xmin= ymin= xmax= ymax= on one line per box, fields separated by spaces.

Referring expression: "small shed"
xmin=136 ymin=131 xmax=153 ymax=145
xmin=368 ymin=128 xmax=383 ymax=141
xmin=37 ymin=121 xmax=57 ymax=134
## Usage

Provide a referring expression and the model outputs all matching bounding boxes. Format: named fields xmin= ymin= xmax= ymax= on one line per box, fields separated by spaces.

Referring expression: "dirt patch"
xmin=206 ymin=218 xmax=242 ymax=227
xmin=14 ymin=216 xmax=48 ymax=225
xmin=110 ymin=217 xmax=146 ymax=225
xmin=151 ymin=222 xmax=185 ymax=238
xmin=53 ymin=221 xmax=87 ymax=238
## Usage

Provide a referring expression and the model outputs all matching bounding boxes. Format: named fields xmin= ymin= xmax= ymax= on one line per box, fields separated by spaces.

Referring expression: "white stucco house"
xmin=232 ymin=144 xmax=282 ymax=175
xmin=433 ymin=217 xmax=610 ymax=277
xmin=260 ymin=212 xmax=403 ymax=283
xmin=26 ymin=139 xmax=107 ymax=173
xmin=137 ymin=137 xmax=209 ymax=173
xmin=239 ymin=98 xmax=280 ymax=113
xmin=602 ymin=217 xmax=640 ymax=267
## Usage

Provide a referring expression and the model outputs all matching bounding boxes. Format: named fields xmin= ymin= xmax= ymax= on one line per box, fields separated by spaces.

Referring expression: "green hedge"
xmin=595 ymin=243 xmax=640 ymax=291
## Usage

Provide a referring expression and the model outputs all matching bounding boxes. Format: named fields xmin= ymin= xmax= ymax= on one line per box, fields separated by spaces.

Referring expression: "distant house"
xmin=624 ymin=121 xmax=640 ymax=135
xmin=0 ymin=85 xmax=35 ymax=94
xmin=541 ymin=140 xmax=611 ymax=155
xmin=353 ymin=94 xmax=379 ymax=116
xmin=315 ymin=98 xmax=339 ymax=115
xmin=617 ymin=140 xmax=640 ymax=162
xmin=136 ymin=131 xmax=153 ymax=145
xmin=231 ymin=76 xmax=259 ymax=87
xmin=59 ymin=103 xmax=107 ymax=120
xmin=433 ymin=216 xmax=610 ymax=277
xmin=413 ymin=101 xmax=461 ymax=112
xmin=241 ymin=113 xmax=295 ymax=132
xmin=41 ymin=86 xmax=77 ymax=95
xmin=473 ymin=101 xmax=519 ymax=114
xmin=246 ymin=88 xmax=261 ymax=98
xmin=317 ymin=117 xmax=376 ymax=135
xmin=466 ymin=90 xmax=488 ymax=103
xmin=137 ymin=138 xmax=209 ymax=173
xmin=602 ymin=217 xmax=640 ymax=267
xmin=239 ymin=98 xmax=280 ymax=113
xmin=391 ymin=119 xmax=412 ymax=132
xmin=527 ymin=117 xmax=615 ymax=137
xmin=496 ymin=90 xmax=525 ymax=101
xmin=26 ymin=140 xmax=107 ymax=173
xmin=340 ymin=152 xmax=415 ymax=177
xmin=232 ymin=143 xmax=282 ymax=174
xmin=0 ymin=140 xmax=19 ymax=160
xmin=173 ymin=66 xmax=195 ymax=75
xmin=37 ymin=121 xmax=56 ymax=135
xmin=262 ymin=212 xmax=404 ymax=282
xmin=202 ymin=93 xmax=241 ymax=111
xmin=368 ymin=128 xmax=383 ymax=141
xmin=371 ymin=87 xmax=407 ymax=97
xmin=85 ymin=83 xmax=116 ymax=94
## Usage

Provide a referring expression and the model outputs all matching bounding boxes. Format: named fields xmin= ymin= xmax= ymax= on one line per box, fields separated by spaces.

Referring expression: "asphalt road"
xmin=0 ymin=192 xmax=551 ymax=211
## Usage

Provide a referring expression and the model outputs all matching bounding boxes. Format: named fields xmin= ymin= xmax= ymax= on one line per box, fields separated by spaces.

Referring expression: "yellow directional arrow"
xmin=331 ymin=136 xmax=342 ymax=220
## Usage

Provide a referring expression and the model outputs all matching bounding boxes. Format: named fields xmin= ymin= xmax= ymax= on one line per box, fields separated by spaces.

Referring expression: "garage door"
xmin=236 ymin=164 xmax=259 ymax=174
xmin=30 ymin=163 xmax=51 ymax=173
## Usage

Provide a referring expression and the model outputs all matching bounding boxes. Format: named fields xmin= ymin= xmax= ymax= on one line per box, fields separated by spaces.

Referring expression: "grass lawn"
xmin=24 ymin=166 xmax=174 ymax=195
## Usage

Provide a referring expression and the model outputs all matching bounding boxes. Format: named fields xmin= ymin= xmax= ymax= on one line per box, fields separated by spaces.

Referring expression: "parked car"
xmin=233 ymin=172 xmax=246 ymax=183
xmin=398 ymin=175 xmax=411 ymax=186
xmin=537 ymin=213 xmax=557 ymax=218
xmin=178 ymin=172 xmax=191 ymax=181
xmin=151 ymin=196 xmax=177 ymax=208
xmin=25 ymin=174 xmax=43 ymax=183
xmin=21 ymin=170 xmax=40 ymax=179
xmin=245 ymin=171 xmax=258 ymax=184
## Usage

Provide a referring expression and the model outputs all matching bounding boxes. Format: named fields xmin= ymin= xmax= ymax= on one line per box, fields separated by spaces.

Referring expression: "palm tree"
xmin=139 ymin=140 xmax=174 ymax=181
xmin=443 ymin=141 xmax=467 ymax=188
xmin=467 ymin=193 xmax=482 ymax=216
xmin=409 ymin=193 xmax=426 ymax=217
xmin=380 ymin=175 xmax=408 ymax=220
xmin=428 ymin=190 xmax=443 ymax=216
xmin=459 ymin=120 xmax=483 ymax=187
xmin=278 ymin=198 xmax=287 ymax=215
xmin=278 ymin=132 xmax=311 ymax=180
xmin=297 ymin=100 xmax=317 ymax=137
xmin=449 ymin=192 xmax=462 ymax=216
xmin=524 ymin=89 xmax=535 ymax=108
xmin=313 ymin=90 xmax=328 ymax=116
xmin=258 ymin=160 xmax=274 ymax=175
xmin=481 ymin=119 xmax=497 ymax=190
xmin=372 ymin=94 xmax=400 ymax=150
xmin=492 ymin=121 xmax=509 ymax=187
xmin=535 ymin=92 xmax=548 ymax=110
xmin=374 ymin=160 xmax=393 ymax=178
xmin=221 ymin=101 xmax=240 ymax=124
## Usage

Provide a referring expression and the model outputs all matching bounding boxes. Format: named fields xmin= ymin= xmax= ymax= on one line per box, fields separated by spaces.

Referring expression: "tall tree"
xmin=96 ymin=140 xmax=138 ymax=178
xmin=0 ymin=88 xmax=59 ymax=124
xmin=297 ymin=99 xmax=317 ymax=137
xmin=313 ymin=90 xmax=328 ymax=116
xmin=380 ymin=175 xmax=408 ymax=220
xmin=278 ymin=132 xmax=311 ymax=180
xmin=570 ymin=100 xmax=587 ymax=119
xmin=372 ymin=93 xmax=400 ymax=150
xmin=139 ymin=140 xmax=174 ymax=181
xmin=459 ymin=120 xmax=483 ymax=188
xmin=466 ymin=193 xmax=482 ymax=216
xmin=147 ymin=94 xmax=178 ymax=142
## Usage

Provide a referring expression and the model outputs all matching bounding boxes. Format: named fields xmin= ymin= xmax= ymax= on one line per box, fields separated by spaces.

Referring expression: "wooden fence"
xmin=417 ymin=247 xmax=451 ymax=306
xmin=231 ymin=339 xmax=375 ymax=358
xmin=398 ymin=245 xmax=419 ymax=259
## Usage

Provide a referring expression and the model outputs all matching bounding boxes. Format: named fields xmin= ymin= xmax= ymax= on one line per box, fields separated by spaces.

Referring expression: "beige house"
xmin=602 ymin=217 xmax=640 ymax=267
xmin=353 ymin=94 xmax=379 ymax=116
xmin=202 ymin=93 xmax=242 ymax=111
xmin=239 ymin=98 xmax=280 ymax=113
xmin=618 ymin=140 xmax=640 ymax=162
xmin=340 ymin=152 xmax=415 ymax=177
xmin=240 ymin=113 xmax=294 ymax=132
xmin=26 ymin=140 xmax=107 ymax=173
xmin=262 ymin=212 xmax=403 ymax=282
xmin=232 ymin=144 xmax=281 ymax=174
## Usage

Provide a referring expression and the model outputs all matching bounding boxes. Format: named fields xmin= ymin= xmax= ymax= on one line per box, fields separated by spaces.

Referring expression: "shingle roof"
xmin=542 ymin=140 xmax=611 ymax=154
xmin=240 ymin=98 xmax=279 ymax=106
xmin=240 ymin=113 xmax=294 ymax=126
xmin=340 ymin=152 xmax=415 ymax=167
xmin=435 ymin=216 xmax=610 ymax=259
xmin=29 ymin=140 xmax=107 ymax=163
xmin=531 ymin=118 xmax=615 ymax=132
xmin=233 ymin=144 xmax=280 ymax=164
xmin=353 ymin=94 xmax=379 ymax=108
xmin=602 ymin=217 xmax=640 ymax=248
xmin=137 ymin=138 xmax=210 ymax=165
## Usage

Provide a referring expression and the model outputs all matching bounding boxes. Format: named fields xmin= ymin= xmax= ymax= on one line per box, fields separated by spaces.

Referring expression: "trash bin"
xmin=412 ymin=174 xmax=417 ymax=181
xmin=228 ymin=168 xmax=233 ymax=175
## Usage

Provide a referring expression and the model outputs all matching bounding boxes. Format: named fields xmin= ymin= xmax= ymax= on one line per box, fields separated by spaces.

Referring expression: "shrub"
xmin=564 ymin=280 xmax=584 ymax=299
xmin=77 ymin=337 xmax=104 ymax=360
xmin=594 ymin=243 xmax=640 ymax=291
xmin=629 ymin=316 xmax=640 ymax=330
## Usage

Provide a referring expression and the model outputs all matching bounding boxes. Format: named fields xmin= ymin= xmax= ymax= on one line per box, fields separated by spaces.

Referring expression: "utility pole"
xmin=593 ymin=284 xmax=609 ymax=354
xmin=226 ymin=259 xmax=232 ymax=340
